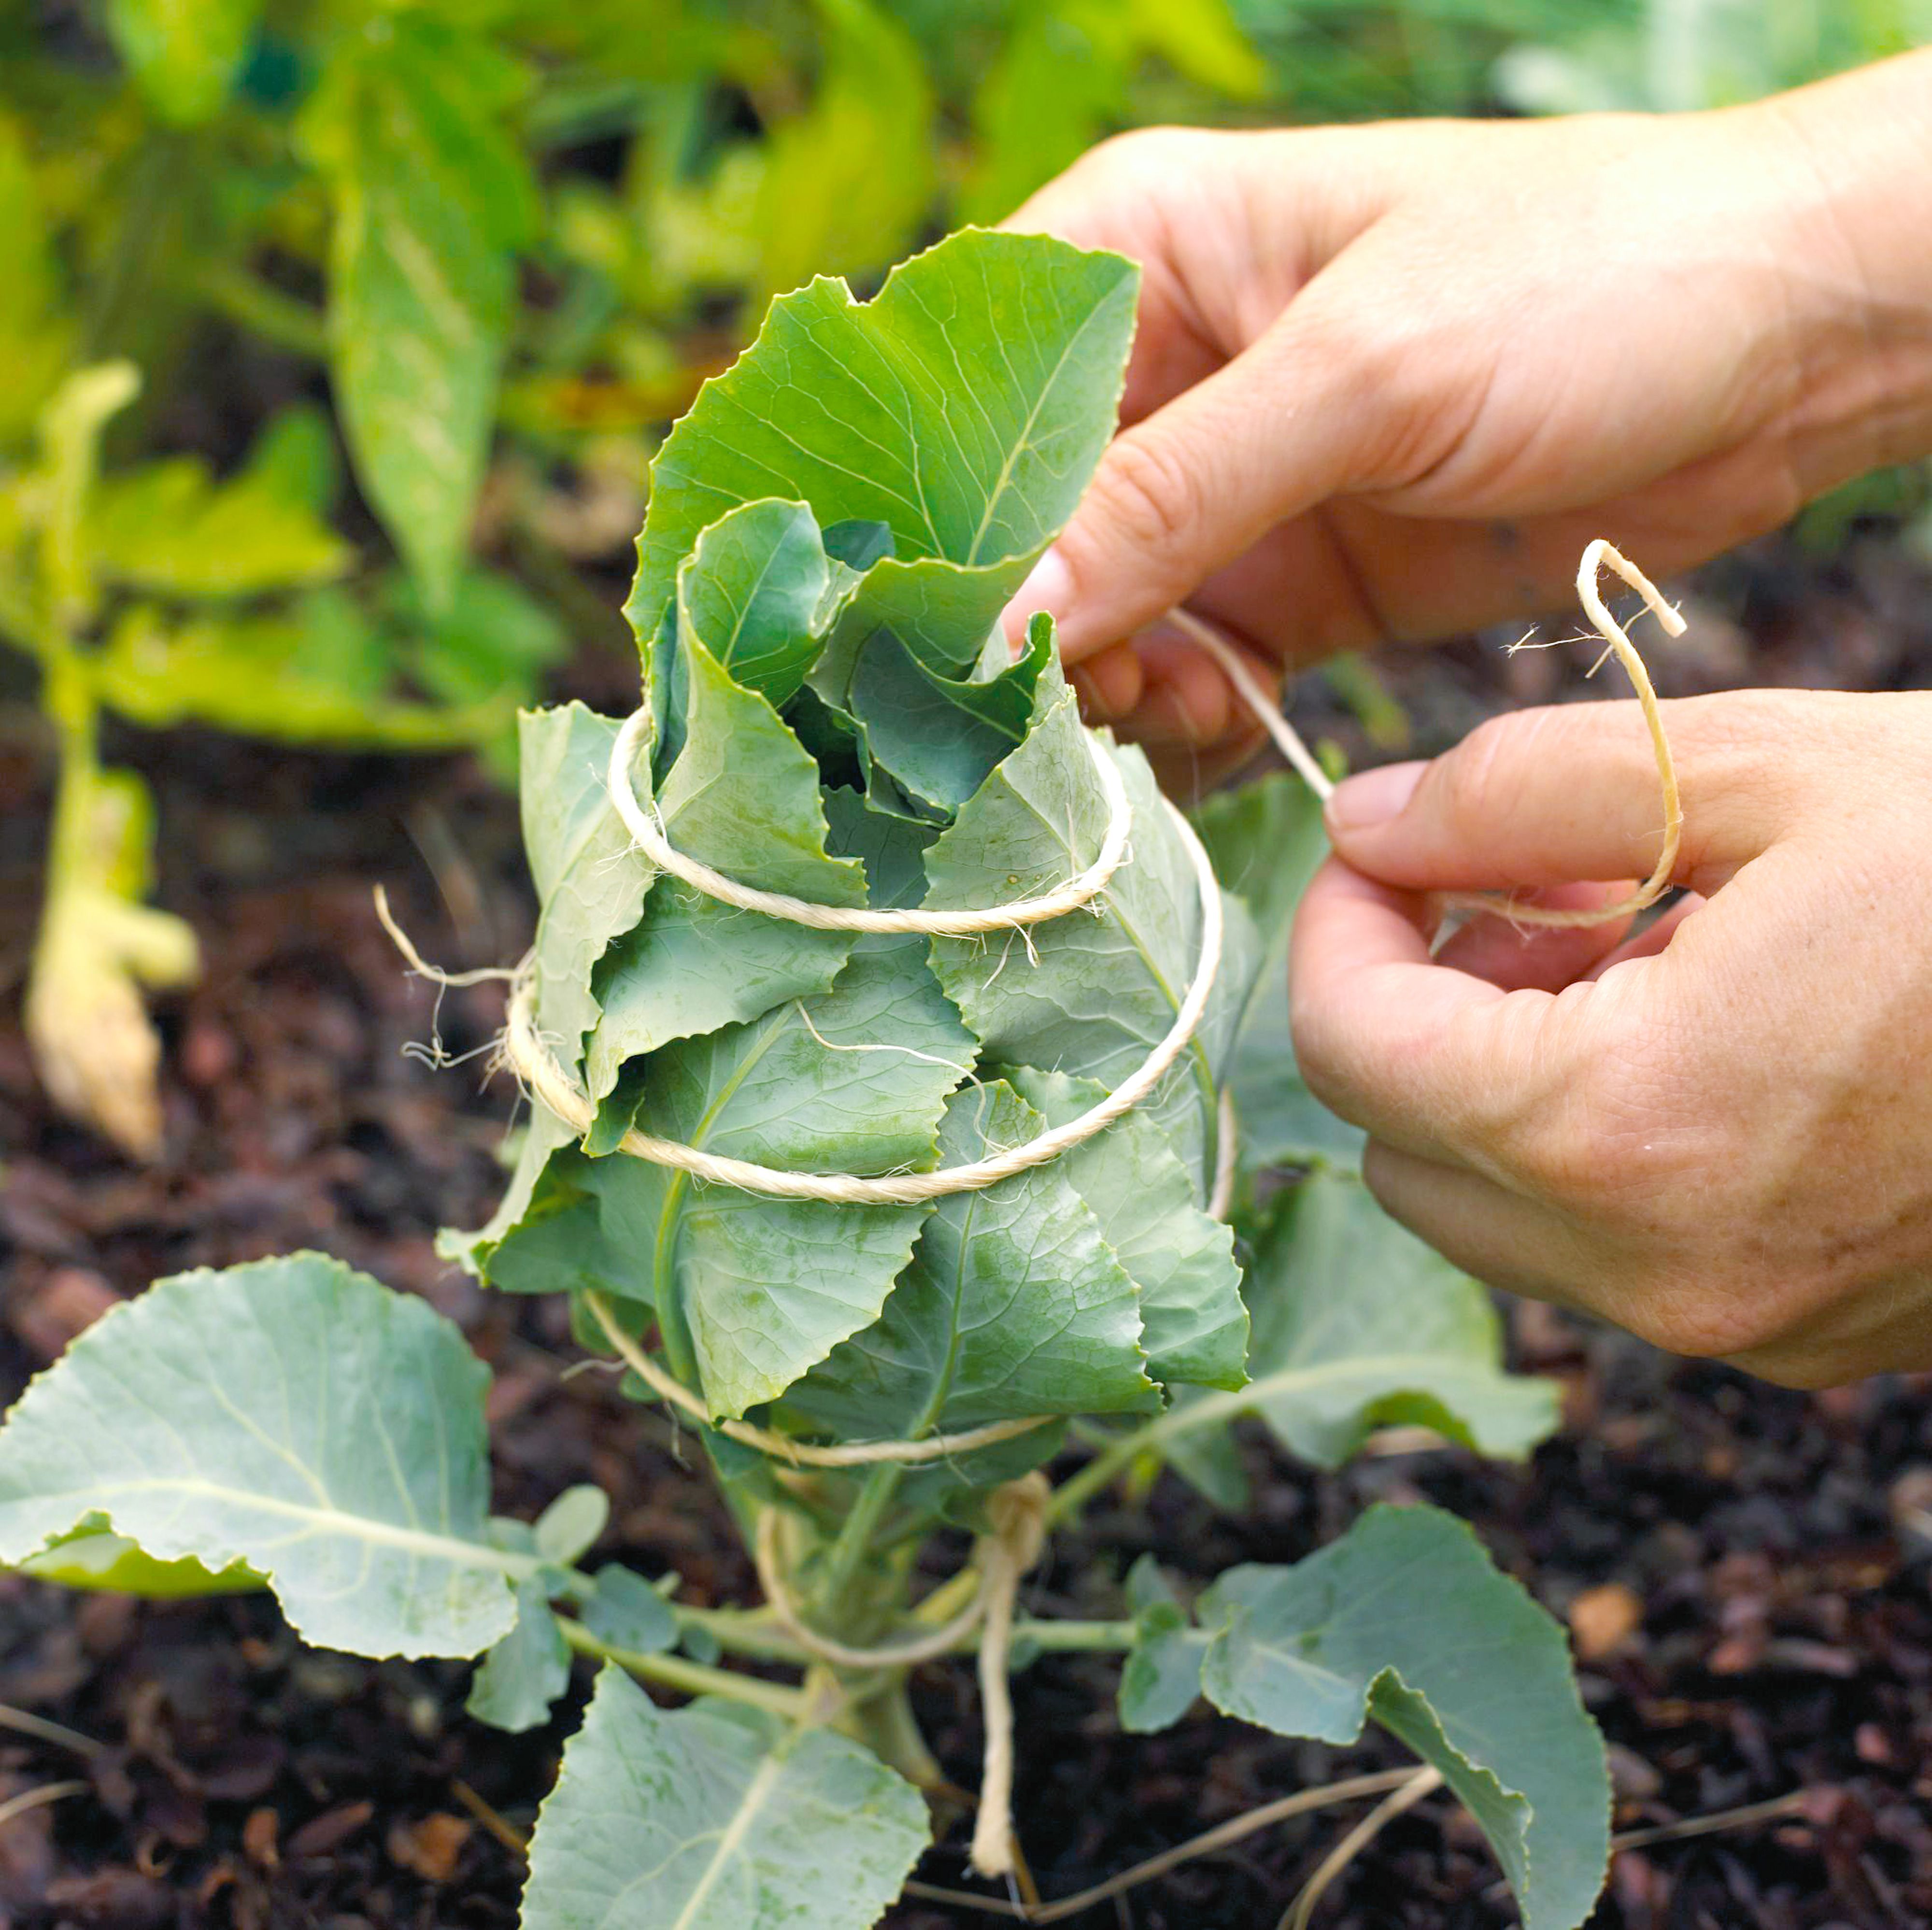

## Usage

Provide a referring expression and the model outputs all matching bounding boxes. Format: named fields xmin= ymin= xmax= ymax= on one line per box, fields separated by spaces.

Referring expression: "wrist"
xmin=1742 ymin=51 xmax=1932 ymax=488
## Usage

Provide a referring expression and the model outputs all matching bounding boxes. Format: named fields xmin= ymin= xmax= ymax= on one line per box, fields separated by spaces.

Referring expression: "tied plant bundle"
xmin=0 ymin=229 xmax=1622 ymax=1930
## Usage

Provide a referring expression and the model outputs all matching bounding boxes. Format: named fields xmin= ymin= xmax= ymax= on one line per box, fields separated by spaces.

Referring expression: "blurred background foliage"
xmin=2 ymin=0 xmax=1929 ymax=1153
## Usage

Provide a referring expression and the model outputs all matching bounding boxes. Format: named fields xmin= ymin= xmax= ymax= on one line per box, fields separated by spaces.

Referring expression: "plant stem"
xmin=672 ymin=1603 xmax=813 ymax=1664
xmin=817 ymin=1462 xmax=904 ymax=1613
xmin=1006 ymin=1618 xmax=1137 ymax=1654
xmin=1045 ymin=1375 xmax=1299 ymax=1528
xmin=556 ymin=1617 xmax=814 ymax=1722
xmin=199 ymin=265 xmax=330 ymax=361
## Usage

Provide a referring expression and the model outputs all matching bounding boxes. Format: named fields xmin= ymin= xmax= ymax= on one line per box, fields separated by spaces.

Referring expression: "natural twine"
xmin=606 ymin=704 xmax=1136 ymax=934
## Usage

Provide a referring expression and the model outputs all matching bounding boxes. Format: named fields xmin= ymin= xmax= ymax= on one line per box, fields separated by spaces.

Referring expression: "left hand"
xmin=1290 ymin=686 xmax=1932 ymax=1388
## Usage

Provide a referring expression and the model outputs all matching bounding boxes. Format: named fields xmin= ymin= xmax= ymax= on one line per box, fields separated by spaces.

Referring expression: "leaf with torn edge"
xmin=1199 ymin=1504 xmax=1610 ymax=1930
xmin=627 ymin=228 xmax=1137 ymax=677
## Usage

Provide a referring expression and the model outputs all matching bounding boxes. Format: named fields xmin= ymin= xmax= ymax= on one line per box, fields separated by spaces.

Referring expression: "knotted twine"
xmin=401 ymin=539 xmax=1682 ymax=1877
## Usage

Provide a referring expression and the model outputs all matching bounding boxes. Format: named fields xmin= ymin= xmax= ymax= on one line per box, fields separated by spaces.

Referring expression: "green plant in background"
xmin=0 ymin=229 xmax=1614 ymax=1930
xmin=0 ymin=0 xmax=1277 ymax=1153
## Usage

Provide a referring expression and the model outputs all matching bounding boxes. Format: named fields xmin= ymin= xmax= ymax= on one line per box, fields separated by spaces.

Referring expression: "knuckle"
xmin=1071 ymin=126 xmax=1203 ymax=193
xmin=1426 ymin=710 xmax=1547 ymax=846
xmin=1086 ymin=429 xmax=1204 ymax=563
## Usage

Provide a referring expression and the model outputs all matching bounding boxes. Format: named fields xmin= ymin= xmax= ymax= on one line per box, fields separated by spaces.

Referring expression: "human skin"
xmin=998 ymin=55 xmax=1932 ymax=1382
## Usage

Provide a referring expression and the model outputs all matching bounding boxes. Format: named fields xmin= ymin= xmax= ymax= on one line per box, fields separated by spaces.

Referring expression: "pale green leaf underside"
xmin=0 ymin=1255 xmax=516 ymax=1659
xmin=308 ymin=23 xmax=533 ymax=610
xmin=520 ymin=1666 xmax=929 ymax=1930
xmin=439 ymin=703 xmax=656 ymax=1279
xmin=1199 ymin=1504 xmax=1611 ymax=1930
xmin=1242 ymin=1170 xmax=1558 ymax=1467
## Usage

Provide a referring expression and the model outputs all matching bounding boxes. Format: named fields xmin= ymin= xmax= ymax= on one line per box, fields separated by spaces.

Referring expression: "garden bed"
xmin=3 ymin=525 xmax=1931 ymax=1930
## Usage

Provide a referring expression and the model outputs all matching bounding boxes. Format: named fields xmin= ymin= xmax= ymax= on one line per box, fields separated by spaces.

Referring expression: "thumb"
xmin=1323 ymin=695 xmax=1815 ymax=896
xmin=1003 ymin=318 xmax=1365 ymax=664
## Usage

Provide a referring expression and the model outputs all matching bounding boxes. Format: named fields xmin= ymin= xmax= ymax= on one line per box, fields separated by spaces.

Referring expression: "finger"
xmin=1322 ymin=693 xmax=1817 ymax=898
xmin=1069 ymin=641 xmax=1144 ymax=722
xmin=1126 ymin=624 xmax=1282 ymax=750
xmin=1000 ymin=307 xmax=1373 ymax=661
xmin=1289 ymin=856 xmax=1582 ymax=1168
xmin=1361 ymin=1140 xmax=1600 ymax=1307
xmin=1434 ymin=881 xmax=1637 ymax=992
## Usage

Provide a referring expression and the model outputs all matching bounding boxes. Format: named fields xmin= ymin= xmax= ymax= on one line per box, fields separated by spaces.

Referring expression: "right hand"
xmin=996 ymin=55 xmax=1932 ymax=769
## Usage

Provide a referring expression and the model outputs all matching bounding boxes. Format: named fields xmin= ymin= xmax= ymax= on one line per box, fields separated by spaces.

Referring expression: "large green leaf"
xmin=926 ymin=686 xmax=1258 ymax=1189
xmin=1005 ymin=1067 xmax=1246 ymax=1392
xmin=1193 ymin=771 xmax=1364 ymax=1175
xmin=521 ymin=1666 xmax=928 ymax=1930
xmin=92 ymin=602 xmax=499 ymax=751
xmin=583 ymin=635 xmax=861 ymax=1105
xmin=788 ymin=1080 xmax=1158 ymax=1444
xmin=106 ymin=0 xmax=262 ymax=124
xmin=304 ymin=19 xmax=536 ymax=611
xmin=1241 ymin=1170 xmax=1558 ymax=1467
xmin=1199 ymin=1504 xmax=1611 ymax=1930
xmin=627 ymin=229 xmax=1138 ymax=671
xmin=579 ymin=927 xmax=974 ymax=1417
xmin=0 ymin=1256 xmax=517 ymax=1659
xmin=0 ymin=116 xmax=75 ymax=441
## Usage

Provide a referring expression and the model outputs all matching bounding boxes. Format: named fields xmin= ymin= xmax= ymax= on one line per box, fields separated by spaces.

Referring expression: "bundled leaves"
xmin=447 ymin=231 xmax=1256 ymax=1506
xmin=0 ymin=228 xmax=1614 ymax=1930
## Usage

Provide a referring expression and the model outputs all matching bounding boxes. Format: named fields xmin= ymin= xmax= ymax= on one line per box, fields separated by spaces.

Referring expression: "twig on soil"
xmin=0 ymin=1703 xmax=102 ymax=1760
xmin=451 ymin=1780 xmax=529 ymax=1859
xmin=1611 ymin=1788 xmax=1817 ymax=1853
xmin=902 ymin=1766 xmax=1421 ymax=1922
xmin=0 ymin=1778 xmax=89 ymax=1830
xmin=1278 ymin=1765 xmax=1444 ymax=1930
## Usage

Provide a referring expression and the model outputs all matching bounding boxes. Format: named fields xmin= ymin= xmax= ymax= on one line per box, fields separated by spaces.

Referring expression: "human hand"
xmin=997 ymin=55 xmax=1932 ymax=770
xmin=1289 ymin=686 xmax=1932 ymax=1388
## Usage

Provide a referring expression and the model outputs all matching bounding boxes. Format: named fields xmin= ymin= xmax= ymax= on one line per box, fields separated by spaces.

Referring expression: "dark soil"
xmin=3 ymin=525 xmax=1932 ymax=1930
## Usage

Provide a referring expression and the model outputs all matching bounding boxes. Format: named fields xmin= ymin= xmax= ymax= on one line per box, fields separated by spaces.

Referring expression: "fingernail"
xmin=1324 ymin=761 xmax=1425 ymax=835
xmin=999 ymin=545 xmax=1073 ymax=647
